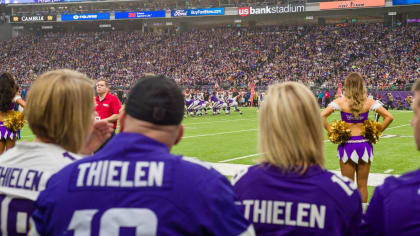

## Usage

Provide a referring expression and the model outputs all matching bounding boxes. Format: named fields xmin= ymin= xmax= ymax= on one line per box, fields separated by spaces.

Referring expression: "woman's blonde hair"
xmin=25 ymin=69 xmax=94 ymax=153
xmin=344 ymin=72 xmax=367 ymax=117
xmin=258 ymin=82 xmax=324 ymax=174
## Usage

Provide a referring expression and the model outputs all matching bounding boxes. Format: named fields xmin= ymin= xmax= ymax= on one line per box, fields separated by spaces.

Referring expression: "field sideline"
xmin=18 ymin=108 xmax=417 ymax=202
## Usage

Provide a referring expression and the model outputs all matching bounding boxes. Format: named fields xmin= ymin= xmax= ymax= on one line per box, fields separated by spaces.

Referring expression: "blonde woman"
xmin=0 ymin=69 xmax=112 ymax=235
xmin=321 ymin=72 xmax=394 ymax=207
xmin=233 ymin=82 xmax=362 ymax=235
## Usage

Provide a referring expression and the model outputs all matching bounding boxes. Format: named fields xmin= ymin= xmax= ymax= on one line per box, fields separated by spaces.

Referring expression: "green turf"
xmin=18 ymin=108 xmax=418 ymax=202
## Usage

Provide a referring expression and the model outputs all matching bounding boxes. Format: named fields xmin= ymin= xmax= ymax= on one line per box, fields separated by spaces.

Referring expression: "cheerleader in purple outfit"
xmin=0 ymin=73 xmax=23 ymax=155
xmin=321 ymin=73 xmax=394 ymax=208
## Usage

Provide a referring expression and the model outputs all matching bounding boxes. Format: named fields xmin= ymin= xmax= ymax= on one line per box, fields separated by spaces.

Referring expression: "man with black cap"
xmin=30 ymin=75 xmax=255 ymax=236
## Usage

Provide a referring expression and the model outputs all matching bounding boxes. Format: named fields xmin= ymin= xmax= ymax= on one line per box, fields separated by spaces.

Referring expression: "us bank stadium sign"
xmin=238 ymin=5 xmax=305 ymax=16
xmin=11 ymin=15 xmax=56 ymax=22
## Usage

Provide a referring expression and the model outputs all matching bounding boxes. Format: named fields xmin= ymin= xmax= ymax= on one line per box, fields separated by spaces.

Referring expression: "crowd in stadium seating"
xmin=0 ymin=23 xmax=418 ymax=92
xmin=0 ymin=16 xmax=420 ymax=234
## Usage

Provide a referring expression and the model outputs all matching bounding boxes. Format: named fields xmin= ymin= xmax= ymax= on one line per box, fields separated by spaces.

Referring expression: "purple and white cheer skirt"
xmin=0 ymin=121 xmax=20 ymax=140
xmin=338 ymin=136 xmax=373 ymax=164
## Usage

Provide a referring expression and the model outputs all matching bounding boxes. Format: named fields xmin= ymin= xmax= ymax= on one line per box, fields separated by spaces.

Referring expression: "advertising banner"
xmin=238 ymin=5 xmax=305 ymax=16
xmin=61 ymin=13 xmax=110 ymax=21
xmin=408 ymin=19 xmax=420 ymax=23
xmin=393 ymin=0 xmax=420 ymax=5
xmin=11 ymin=15 xmax=56 ymax=22
xmin=115 ymin=10 xmax=165 ymax=19
xmin=3 ymin=0 xmax=36 ymax=3
xmin=36 ymin=0 xmax=63 ymax=2
xmin=320 ymin=0 xmax=385 ymax=10
xmin=171 ymin=8 xmax=224 ymax=17
xmin=224 ymin=7 xmax=238 ymax=16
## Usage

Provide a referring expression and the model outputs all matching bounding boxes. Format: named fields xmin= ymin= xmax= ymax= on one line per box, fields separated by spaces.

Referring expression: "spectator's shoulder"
xmin=178 ymin=156 xmax=224 ymax=181
xmin=109 ymin=93 xmax=120 ymax=100
xmin=316 ymin=170 xmax=361 ymax=213
xmin=231 ymin=164 xmax=259 ymax=187
xmin=379 ymin=168 xmax=420 ymax=197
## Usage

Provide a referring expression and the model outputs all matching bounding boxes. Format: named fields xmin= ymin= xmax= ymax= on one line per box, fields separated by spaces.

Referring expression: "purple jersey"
xmin=210 ymin=95 xmax=219 ymax=103
xmin=185 ymin=99 xmax=194 ymax=106
xmin=31 ymin=133 xmax=254 ymax=236
xmin=197 ymin=100 xmax=205 ymax=106
xmin=361 ymin=168 xmax=420 ymax=235
xmin=232 ymin=164 xmax=362 ymax=236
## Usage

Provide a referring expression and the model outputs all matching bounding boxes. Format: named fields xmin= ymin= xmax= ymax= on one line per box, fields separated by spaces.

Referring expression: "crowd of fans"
xmin=0 ymin=23 xmax=418 ymax=91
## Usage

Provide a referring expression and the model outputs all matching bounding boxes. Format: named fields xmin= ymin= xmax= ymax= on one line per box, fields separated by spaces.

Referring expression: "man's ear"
xmin=119 ymin=110 xmax=126 ymax=132
xmin=174 ymin=125 xmax=184 ymax=145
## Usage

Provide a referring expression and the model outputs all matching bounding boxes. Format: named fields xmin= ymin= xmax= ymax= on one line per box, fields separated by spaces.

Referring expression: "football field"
xmin=19 ymin=108 xmax=418 ymax=202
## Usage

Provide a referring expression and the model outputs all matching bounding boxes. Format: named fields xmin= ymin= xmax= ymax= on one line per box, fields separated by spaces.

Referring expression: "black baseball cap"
xmin=125 ymin=75 xmax=184 ymax=125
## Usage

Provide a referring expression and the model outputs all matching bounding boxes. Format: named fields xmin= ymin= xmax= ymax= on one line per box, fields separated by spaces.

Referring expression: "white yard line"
xmin=21 ymin=125 xmax=412 ymax=140
xmin=219 ymin=153 xmax=261 ymax=163
xmin=183 ymin=129 xmax=257 ymax=139
xmin=385 ymin=123 xmax=410 ymax=131
xmin=209 ymin=162 xmax=399 ymax=187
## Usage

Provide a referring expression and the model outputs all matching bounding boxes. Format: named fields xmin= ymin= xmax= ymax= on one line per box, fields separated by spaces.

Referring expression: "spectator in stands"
xmin=232 ymin=82 xmax=362 ymax=235
xmin=0 ymin=72 xmax=21 ymax=154
xmin=30 ymin=75 xmax=255 ymax=236
xmin=0 ymin=24 xmax=418 ymax=96
xmin=360 ymin=79 xmax=420 ymax=235
xmin=0 ymin=69 xmax=112 ymax=235
xmin=321 ymin=72 xmax=394 ymax=209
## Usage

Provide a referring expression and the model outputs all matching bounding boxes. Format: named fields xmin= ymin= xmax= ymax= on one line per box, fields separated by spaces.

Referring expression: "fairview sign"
xmin=238 ymin=5 xmax=305 ymax=16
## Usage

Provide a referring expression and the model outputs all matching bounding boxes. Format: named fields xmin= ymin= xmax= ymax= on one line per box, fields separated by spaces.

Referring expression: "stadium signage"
xmin=171 ymin=8 xmax=224 ymax=17
xmin=320 ymin=0 xmax=385 ymax=10
xmin=408 ymin=19 xmax=420 ymax=23
xmin=61 ymin=13 xmax=110 ymax=21
xmin=393 ymin=0 xmax=420 ymax=5
xmin=11 ymin=15 xmax=56 ymax=22
xmin=115 ymin=10 xmax=166 ymax=19
xmin=172 ymin=10 xmax=188 ymax=17
xmin=238 ymin=5 xmax=305 ymax=16
xmin=3 ymin=0 xmax=35 ymax=3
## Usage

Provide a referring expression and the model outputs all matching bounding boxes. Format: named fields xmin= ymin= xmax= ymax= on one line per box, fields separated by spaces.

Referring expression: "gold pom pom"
xmin=3 ymin=111 xmax=26 ymax=132
xmin=328 ymin=120 xmax=351 ymax=144
xmin=362 ymin=120 xmax=382 ymax=144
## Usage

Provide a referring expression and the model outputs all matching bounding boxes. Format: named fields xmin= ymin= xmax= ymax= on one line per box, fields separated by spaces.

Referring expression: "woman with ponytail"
xmin=0 ymin=72 xmax=21 ymax=154
xmin=321 ymin=72 xmax=394 ymax=209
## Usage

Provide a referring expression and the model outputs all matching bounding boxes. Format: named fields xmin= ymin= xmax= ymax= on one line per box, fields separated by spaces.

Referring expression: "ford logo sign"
xmin=173 ymin=10 xmax=188 ymax=16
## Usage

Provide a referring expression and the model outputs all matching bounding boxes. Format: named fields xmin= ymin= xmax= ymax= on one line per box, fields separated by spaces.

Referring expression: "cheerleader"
xmin=0 ymin=73 xmax=23 ymax=154
xmin=321 ymin=72 xmax=394 ymax=208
